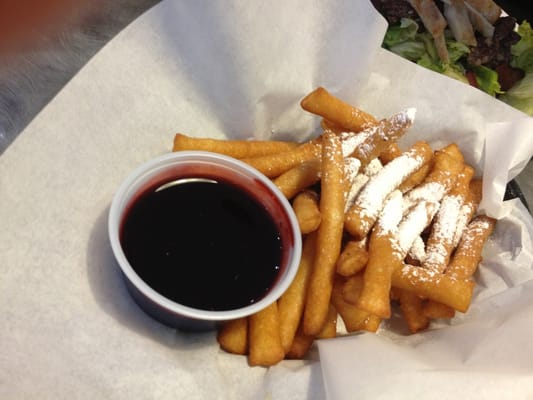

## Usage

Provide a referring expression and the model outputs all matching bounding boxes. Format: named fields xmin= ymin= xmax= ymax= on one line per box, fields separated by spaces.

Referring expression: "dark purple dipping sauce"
xmin=120 ymin=176 xmax=284 ymax=311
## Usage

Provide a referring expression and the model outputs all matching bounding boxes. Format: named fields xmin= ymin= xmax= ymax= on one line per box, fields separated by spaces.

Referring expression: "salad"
xmin=372 ymin=0 xmax=533 ymax=116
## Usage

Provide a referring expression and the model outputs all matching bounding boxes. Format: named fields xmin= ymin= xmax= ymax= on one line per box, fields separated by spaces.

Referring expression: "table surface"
xmin=0 ymin=0 xmax=531 ymax=210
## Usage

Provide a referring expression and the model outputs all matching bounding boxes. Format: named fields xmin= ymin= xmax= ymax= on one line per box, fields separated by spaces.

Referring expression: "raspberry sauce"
xmin=120 ymin=177 xmax=284 ymax=311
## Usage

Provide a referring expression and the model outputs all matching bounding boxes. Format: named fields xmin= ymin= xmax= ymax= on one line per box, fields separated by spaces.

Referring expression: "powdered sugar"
xmin=423 ymin=194 xmax=463 ymax=271
xmin=345 ymin=174 xmax=369 ymax=212
xmin=408 ymin=236 xmax=427 ymax=263
xmin=376 ymin=190 xmax=403 ymax=233
xmin=354 ymin=108 xmax=416 ymax=161
xmin=340 ymin=131 xmax=369 ymax=157
xmin=399 ymin=263 xmax=446 ymax=284
xmin=403 ymin=181 xmax=448 ymax=213
xmin=457 ymin=217 xmax=493 ymax=251
xmin=398 ymin=200 xmax=439 ymax=256
xmin=404 ymin=107 xmax=416 ymax=123
xmin=363 ymin=158 xmax=383 ymax=176
xmin=344 ymin=159 xmax=381 ymax=212
xmin=343 ymin=157 xmax=361 ymax=181
xmin=354 ymin=146 xmax=428 ymax=222
xmin=453 ymin=202 xmax=474 ymax=247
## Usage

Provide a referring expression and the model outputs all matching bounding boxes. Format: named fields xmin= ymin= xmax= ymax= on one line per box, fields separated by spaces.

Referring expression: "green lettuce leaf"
xmin=417 ymin=55 xmax=469 ymax=83
xmin=417 ymin=31 xmax=439 ymax=63
xmin=500 ymin=71 xmax=533 ymax=116
xmin=442 ymin=63 xmax=469 ymax=83
xmin=511 ymin=21 xmax=533 ymax=73
xmin=471 ymin=65 xmax=502 ymax=96
xmin=382 ymin=17 xmax=531 ymax=109
xmin=383 ymin=19 xmax=470 ymax=84
xmin=383 ymin=18 xmax=419 ymax=47
xmin=447 ymin=41 xmax=470 ymax=64
xmin=415 ymin=34 xmax=469 ymax=84
xmin=387 ymin=41 xmax=426 ymax=61
xmin=501 ymin=21 xmax=533 ymax=115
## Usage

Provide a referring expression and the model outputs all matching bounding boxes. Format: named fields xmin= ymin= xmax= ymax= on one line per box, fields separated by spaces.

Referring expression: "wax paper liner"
xmin=1 ymin=1 xmax=533 ymax=399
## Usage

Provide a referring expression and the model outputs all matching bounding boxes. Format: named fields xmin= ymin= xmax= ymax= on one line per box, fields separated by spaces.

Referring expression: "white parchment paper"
xmin=1 ymin=1 xmax=533 ymax=399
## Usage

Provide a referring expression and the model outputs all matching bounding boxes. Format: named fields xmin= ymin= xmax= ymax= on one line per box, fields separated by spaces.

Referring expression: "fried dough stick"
xmin=242 ymin=140 xmax=322 ymax=178
xmin=285 ymin=303 xmax=337 ymax=360
xmin=317 ymin=304 xmax=338 ymax=339
xmin=336 ymin=238 xmax=368 ymax=277
xmin=342 ymin=157 xmax=363 ymax=196
xmin=273 ymin=160 xmax=321 ymax=199
xmin=349 ymin=109 xmax=417 ymax=166
xmin=285 ymin=304 xmax=337 ymax=360
xmin=278 ymin=232 xmax=317 ymax=353
xmin=321 ymin=109 xmax=415 ymax=166
xmin=453 ymin=178 xmax=483 ymax=247
xmin=422 ymin=178 xmax=484 ymax=318
xmin=316 ymin=107 xmax=415 ymax=168
xmin=379 ymin=142 xmax=402 ymax=165
xmin=345 ymin=141 xmax=433 ymax=240
xmin=402 ymin=143 xmax=465 ymax=212
xmin=392 ymin=264 xmax=475 ymax=312
xmin=273 ymin=155 xmax=359 ymax=202
xmin=398 ymin=289 xmax=430 ymax=333
xmin=414 ymin=215 xmax=495 ymax=319
xmin=292 ymin=191 xmax=322 ymax=234
xmin=335 ymin=275 xmax=374 ymax=332
xmin=358 ymin=314 xmax=382 ymax=333
xmin=248 ymin=302 xmax=285 ymax=367
xmin=173 ymin=133 xmax=298 ymax=158
xmin=358 ymin=191 xmax=474 ymax=312
xmin=423 ymin=300 xmax=456 ymax=319
xmin=300 ymin=87 xmax=377 ymax=132
xmin=217 ymin=317 xmax=248 ymax=355
xmin=446 ymin=215 xmax=496 ymax=279
xmin=303 ymin=132 xmax=345 ymax=336
xmin=356 ymin=191 xmax=403 ymax=319
xmin=285 ymin=326 xmax=315 ymax=360
xmin=423 ymin=165 xmax=475 ymax=273
xmin=344 ymin=159 xmax=380 ymax=212
xmin=399 ymin=159 xmax=434 ymax=193
xmin=356 ymin=193 xmax=461 ymax=322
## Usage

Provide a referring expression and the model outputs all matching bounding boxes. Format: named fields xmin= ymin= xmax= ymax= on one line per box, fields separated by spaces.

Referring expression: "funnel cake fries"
xmin=344 ymin=141 xmax=433 ymax=240
xmin=292 ymin=190 xmax=322 ymax=234
xmin=278 ymin=232 xmax=317 ymax=354
xmin=172 ymin=133 xmax=298 ymax=157
xmin=303 ymin=132 xmax=345 ymax=336
xmin=355 ymin=191 xmax=403 ymax=319
xmin=447 ymin=215 xmax=496 ymax=279
xmin=347 ymin=108 xmax=417 ymax=165
xmin=217 ymin=317 xmax=248 ymax=356
xmin=248 ymin=302 xmax=285 ymax=367
xmin=242 ymin=140 xmax=322 ymax=178
xmin=273 ymin=160 xmax=321 ymax=199
xmin=423 ymin=165 xmax=475 ymax=273
xmin=335 ymin=238 xmax=368 ymax=277
xmin=401 ymin=143 xmax=465 ymax=212
xmin=333 ymin=275 xmax=377 ymax=332
xmin=300 ymin=87 xmax=377 ymax=132
xmin=172 ymin=87 xmax=496 ymax=365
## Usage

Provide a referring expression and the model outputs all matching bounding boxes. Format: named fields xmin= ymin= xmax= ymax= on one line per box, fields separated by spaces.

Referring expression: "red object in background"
xmin=465 ymin=71 xmax=479 ymax=89
xmin=495 ymin=63 xmax=526 ymax=91
xmin=0 ymin=0 xmax=99 ymax=55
